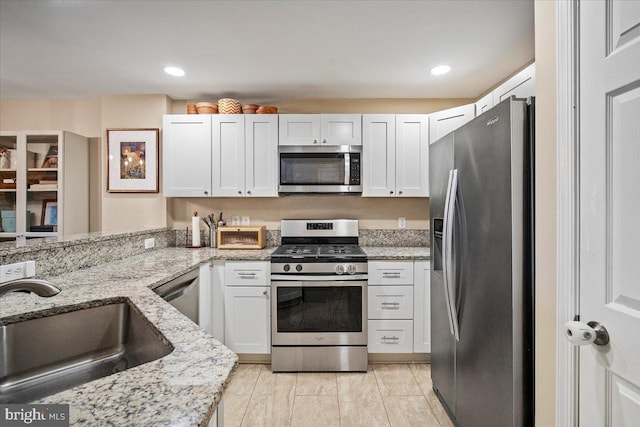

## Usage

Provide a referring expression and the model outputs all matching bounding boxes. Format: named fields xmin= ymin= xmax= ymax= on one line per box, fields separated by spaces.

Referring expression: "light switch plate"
xmin=398 ymin=217 xmax=406 ymax=229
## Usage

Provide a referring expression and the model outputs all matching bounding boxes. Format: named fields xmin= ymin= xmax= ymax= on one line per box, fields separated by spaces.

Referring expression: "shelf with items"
xmin=28 ymin=167 xmax=58 ymax=192
xmin=0 ymin=133 xmax=18 ymax=237
xmin=0 ymin=130 xmax=87 ymax=240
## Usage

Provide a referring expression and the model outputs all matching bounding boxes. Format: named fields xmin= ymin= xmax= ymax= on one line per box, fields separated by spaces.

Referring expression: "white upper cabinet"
xmin=164 ymin=114 xmax=277 ymax=198
xmin=475 ymin=92 xmax=494 ymax=116
xmin=163 ymin=114 xmax=212 ymax=197
xmin=492 ymin=63 xmax=536 ymax=105
xmin=212 ymin=115 xmax=245 ymax=197
xmin=320 ymin=114 xmax=362 ymax=145
xmin=395 ymin=115 xmax=429 ymax=197
xmin=278 ymin=115 xmax=320 ymax=145
xmin=245 ymin=115 xmax=278 ymax=197
xmin=362 ymin=114 xmax=429 ymax=197
xmin=362 ymin=115 xmax=396 ymax=196
xmin=279 ymin=114 xmax=361 ymax=145
xmin=428 ymin=103 xmax=476 ymax=145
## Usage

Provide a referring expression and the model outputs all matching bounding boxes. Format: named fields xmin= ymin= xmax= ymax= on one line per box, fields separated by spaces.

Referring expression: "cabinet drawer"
xmin=368 ymin=285 xmax=413 ymax=319
xmin=368 ymin=261 xmax=414 ymax=285
xmin=368 ymin=320 xmax=414 ymax=353
xmin=224 ymin=261 xmax=269 ymax=286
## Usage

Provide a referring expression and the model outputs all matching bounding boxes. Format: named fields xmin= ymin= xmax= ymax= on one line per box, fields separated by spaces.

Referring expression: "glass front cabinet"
xmin=0 ymin=131 xmax=89 ymax=242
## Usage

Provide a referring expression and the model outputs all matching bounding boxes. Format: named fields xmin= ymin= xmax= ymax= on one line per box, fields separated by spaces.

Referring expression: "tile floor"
xmin=223 ymin=363 xmax=454 ymax=427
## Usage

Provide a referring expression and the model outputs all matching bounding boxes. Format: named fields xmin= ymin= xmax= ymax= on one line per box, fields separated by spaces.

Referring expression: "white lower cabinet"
xmin=368 ymin=285 xmax=414 ymax=319
xmin=367 ymin=260 xmax=415 ymax=353
xmin=368 ymin=320 xmax=414 ymax=353
xmin=413 ymin=261 xmax=431 ymax=353
xmin=223 ymin=261 xmax=271 ymax=354
xmin=367 ymin=259 xmax=429 ymax=355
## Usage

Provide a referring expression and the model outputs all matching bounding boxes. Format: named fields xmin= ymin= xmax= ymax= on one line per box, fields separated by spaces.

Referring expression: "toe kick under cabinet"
xmin=367 ymin=260 xmax=430 ymax=354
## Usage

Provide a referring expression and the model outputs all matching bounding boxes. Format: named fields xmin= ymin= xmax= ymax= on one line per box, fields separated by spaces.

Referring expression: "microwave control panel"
xmin=350 ymin=154 xmax=361 ymax=185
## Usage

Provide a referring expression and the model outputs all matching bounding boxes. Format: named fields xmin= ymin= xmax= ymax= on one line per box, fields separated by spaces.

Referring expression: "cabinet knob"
xmin=390 ymin=190 xmax=394 ymax=194
xmin=247 ymin=190 xmax=251 ymax=195
xmin=322 ymin=139 xmax=327 ymax=144
xmin=399 ymin=191 xmax=403 ymax=195
xmin=263 ymin=290 xmax=268 ymax=296
xmin=313 ymin=139 xmax=318 ymax=144
xmin=238 ymin=190 xmax=242 ymax=195
xmin=204 ymin=191 xmax=208 ymax=195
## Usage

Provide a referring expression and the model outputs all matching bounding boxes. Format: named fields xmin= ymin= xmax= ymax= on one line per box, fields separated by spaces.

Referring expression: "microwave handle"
xmin=344 ymin=153 xmax=350 ymax=185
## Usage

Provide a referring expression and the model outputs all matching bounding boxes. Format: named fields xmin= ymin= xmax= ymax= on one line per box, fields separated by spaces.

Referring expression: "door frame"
xmin=556 ymin=1 xmax=579 ymax=426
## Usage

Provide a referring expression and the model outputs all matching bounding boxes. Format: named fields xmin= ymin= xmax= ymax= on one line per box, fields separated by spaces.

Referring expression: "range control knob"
xmin=283 ymin=264 xmax=290 ymax=272
xmin=346 ymin=264 xmax=357 ymax=275
xmin=296 ymin=264 xmax=303 ymax=272
xmin=335 ymin=264 xmax=345 ymax=275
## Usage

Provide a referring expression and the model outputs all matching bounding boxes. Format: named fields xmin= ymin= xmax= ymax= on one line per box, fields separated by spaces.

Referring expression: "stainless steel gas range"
xmin=270 ymin=219 xmax=368 ymax=372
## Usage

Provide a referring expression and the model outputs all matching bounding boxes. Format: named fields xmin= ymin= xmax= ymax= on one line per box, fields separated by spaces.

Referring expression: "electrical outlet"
xmin=398 ymin=217 xmax=406 ymax=229
xmin=241 ymin=216 xmax=250 ymax=225
xmin=144 ymin=238 xmax=155 ymax=249
xmin=0 ymin=262 xmax=28 ymax=284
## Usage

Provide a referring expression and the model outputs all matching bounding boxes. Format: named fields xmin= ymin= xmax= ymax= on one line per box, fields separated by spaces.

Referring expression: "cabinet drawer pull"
xmin=238 ymin=272 xmax=257 ymax=278
xmin=382 ymin=272 xmax=402 ymax=277
xmin=262 ymin=290 xmax=268 ymax=296
xmin=381 ymin=301 xmax=401 ymax=309
xmin=381 ymin=336 xmax=400 ymax=343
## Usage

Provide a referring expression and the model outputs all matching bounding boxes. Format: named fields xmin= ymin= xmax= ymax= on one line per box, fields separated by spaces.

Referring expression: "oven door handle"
xmin=271 ymin=274 xmax=368 ymax=281
xmin=271 ymin=280 xmax=367 ymax=289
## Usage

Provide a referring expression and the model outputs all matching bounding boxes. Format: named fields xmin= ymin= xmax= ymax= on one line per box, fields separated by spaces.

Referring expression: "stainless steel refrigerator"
xmin=429 ymin=97 xmax=534 ymax=426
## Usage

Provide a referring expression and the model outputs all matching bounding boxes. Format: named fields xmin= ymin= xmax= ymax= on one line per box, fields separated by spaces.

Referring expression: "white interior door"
xmin=578 ymin=1 xmax=640 ymax=424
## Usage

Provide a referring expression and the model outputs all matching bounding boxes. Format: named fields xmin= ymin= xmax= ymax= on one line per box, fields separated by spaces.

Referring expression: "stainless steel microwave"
xmin=278 ymin=145 xmax=362 ymax=194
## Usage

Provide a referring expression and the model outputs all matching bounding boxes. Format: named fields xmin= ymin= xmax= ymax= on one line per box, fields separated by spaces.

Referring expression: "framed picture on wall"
xmin=106 ymin=128 xmax=159 ymax=193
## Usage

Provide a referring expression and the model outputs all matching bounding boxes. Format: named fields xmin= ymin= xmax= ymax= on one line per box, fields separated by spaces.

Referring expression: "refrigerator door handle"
xmin=443 ymin=169 xmax=461 ymax=341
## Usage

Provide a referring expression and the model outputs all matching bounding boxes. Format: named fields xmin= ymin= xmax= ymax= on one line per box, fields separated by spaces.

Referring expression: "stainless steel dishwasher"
xmin=152 ymin=268 xmax=200 ymax=324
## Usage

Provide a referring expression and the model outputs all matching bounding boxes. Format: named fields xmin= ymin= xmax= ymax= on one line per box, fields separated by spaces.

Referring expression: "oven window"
xmin=280 ymin=154 xmax=345 ymax=185
xmin=276 ymin=286 xmax=362 ymax=332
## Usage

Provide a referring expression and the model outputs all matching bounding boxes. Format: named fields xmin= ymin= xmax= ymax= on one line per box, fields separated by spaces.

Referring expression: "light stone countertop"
xmin=362 ymin=246 xmax=430 ymax=260
xmin=0 ymin=247 xmax=271 ymax=426
xmin=0 ymin=244 xmax=428 ymax=426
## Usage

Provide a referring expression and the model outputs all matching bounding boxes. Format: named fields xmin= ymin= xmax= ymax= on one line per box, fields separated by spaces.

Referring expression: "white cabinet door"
xmin=224 ymin=286 xmax=271 ymax=353
xmin=395 ymin=115 xmax=429 ymax=197
xmin=413 ymin=261 xmax=430 ymax=353
xmin=224 ymin=261 xmax=270 ymax=286
xmin=368 ymin=260 xmax=414 ymax=285
xmin=428 ymin=104 xmax=475 ymax=144
xmin=475 ymin=92 xmax=494 ymax=116
xmin=213 ymin=115 xmax=245 ymax=197
xmin=245 ymin=115 xmax=278 ymax=197
xmin=492 ymin=63 xmax=536 ymax=105
xmin=368 ymin=285 xmax=414 ymax=319
xmin=278 ymin=114 xmax=321 ymax=145
xmin=162 ymin=114 xmax=212 ymax=197
xmin=362 ymin=114 xmax=396 ymax=197
xmin=368 ymin=319 xmax=414 ymax=353
xmin=320 ymin=114 xmax=362 ymax=145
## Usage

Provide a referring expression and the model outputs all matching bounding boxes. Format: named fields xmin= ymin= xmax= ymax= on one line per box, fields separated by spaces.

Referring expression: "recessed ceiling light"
xmin=430 ymin=65 xmax=451 ymax=76
xmin=164 ymin=66 xmax=185 ymax=77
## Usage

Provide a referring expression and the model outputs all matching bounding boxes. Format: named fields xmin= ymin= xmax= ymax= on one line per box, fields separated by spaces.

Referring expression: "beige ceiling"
xmin=0 ymin=0 xmax=534 ymax=101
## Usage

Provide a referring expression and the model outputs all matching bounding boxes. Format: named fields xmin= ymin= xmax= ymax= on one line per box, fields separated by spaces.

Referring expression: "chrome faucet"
xmin=0 ymin=278 xmax=61 ymax=298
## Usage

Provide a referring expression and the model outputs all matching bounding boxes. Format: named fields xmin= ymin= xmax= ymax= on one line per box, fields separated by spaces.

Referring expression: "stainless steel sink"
xmin=0 ymin=299 xmax=174 ymax=403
